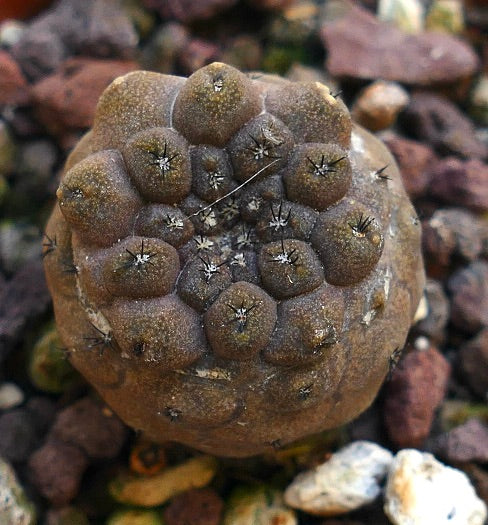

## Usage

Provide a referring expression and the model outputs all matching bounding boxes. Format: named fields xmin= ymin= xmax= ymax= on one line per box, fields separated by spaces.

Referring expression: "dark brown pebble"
xmin=448 ymin=261 xmax=488 ymax=334
xmin=415 ymin=279 xmax=450 ymax=342
xmin=402 ymin=93 xmax=487 ymax=160
xmin=0 ymin=260 xmax=51 ymax=364
xmin=11 ymin=0 xmax=137 ymax=81
xmin=435 ymin=418 xmax=488 ymax=463
xmin=428 ymin=157 xmax=488 ymax=212
xmin=384 ymin=345 xmax=451 ymax=448
xmin=163 ymin=488 xmax=224 ymax=525
xmin=460 ymin=328 xmax=488 ymax=399
xmin=0 ymin=409 xmax=38 ymax=462
xmin=422 ymin=208 xmax=483 ymax=270
xmin=51 ymin=397 xmax=127 ymax=460
xmin=29 ymin=438 xmax=88 ymax=505
xmin=383 ymin=135 xmax=434 ymax=199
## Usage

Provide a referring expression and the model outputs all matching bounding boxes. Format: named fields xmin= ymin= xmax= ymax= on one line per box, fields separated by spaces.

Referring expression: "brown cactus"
xmin=43 ymin=62 xmax=424 ymax=457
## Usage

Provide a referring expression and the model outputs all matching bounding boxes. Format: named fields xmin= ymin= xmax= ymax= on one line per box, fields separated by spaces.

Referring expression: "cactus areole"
xmin=43 ymin=63 xmax=424 ymax=457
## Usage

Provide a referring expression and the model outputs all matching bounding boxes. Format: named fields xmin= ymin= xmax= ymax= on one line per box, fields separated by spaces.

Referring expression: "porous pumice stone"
xmin=44 ymin=62 xmax=425 ymax=457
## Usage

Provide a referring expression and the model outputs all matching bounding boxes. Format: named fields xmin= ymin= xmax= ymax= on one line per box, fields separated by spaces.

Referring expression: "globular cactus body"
xmin=44 ymin=63 xmax=424 ymax=457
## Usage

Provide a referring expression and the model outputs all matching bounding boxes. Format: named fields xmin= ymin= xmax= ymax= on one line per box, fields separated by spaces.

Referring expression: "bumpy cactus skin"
xmin=44 ymin=63 xmax=424 ymax=457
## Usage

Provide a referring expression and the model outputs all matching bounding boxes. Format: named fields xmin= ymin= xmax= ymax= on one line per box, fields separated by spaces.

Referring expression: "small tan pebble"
xmin=413 ymin=296 xmax=428 ymax=324
xmin=284 ymin=441 xmax=393 ymax=516
xmin=106 ymin=509 xmax=163 ymax=525
xmin=377 ymin=0 xmax=425 ymax=33
xmin=352 ymin=81 xmax=409 ymax=132
xmin=425 ymin=0 xmax=464 ymax=34
xmin=438 ymin=400 xmax=488 ymax=432
xmin=384 ymin=449 xmax=487 ymax=525
xmin=470 ymin=75 xmax=488 ymax=125
xmin=109 ymin=455 xmax=218 ymax=507
xmin=223 ymin=486 xmax=297 ymax=525
xmin=29 ymin=326 xmax=80 ymax=393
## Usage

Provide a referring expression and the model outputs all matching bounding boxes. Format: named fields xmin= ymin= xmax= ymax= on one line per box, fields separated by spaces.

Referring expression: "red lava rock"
xmin=460 ymin=328 xmax=488 ymax=398
xmin=320 ymin=3 xmax=479 ymax=86
xmin=0 ymin=50 xmax=29 ymax=107
xmin=384 ymin=346 xmax=451 ymax=449
xmin=437 ymin=418 xmax=488 ymax=463
xmin=0 ymin=260 xmax=51 ymax=363
xmin=415 ymin=279 xmax=450 ymax=342
xmin=0 ymin=0 xmax=54 ymax=22
xmin=51 ymin=397 xmax=127 ymax=460
xmin=30 ymin=57 xmax=137 ymax=144
xmin=422 ymin=208 xmax=483 ymax=270
xmin=163 ymin=488 xmax=224 ymax=525
xmin=143 ymin=0 xmax=238 ymax=23
xmin=428 ymin=157 xmax=488 ymax=213
xmin=29 ymin=438 xmax=88 ymax=505
xmin=448 ymin=261 xmax=488 ymax=334
xmin=179 ymin=39 xmax=220 ymax=75
xmin=383 ymin=135 xmax=434 ymax=199
xmin=402 ymin=92 xmax=488 ymax=160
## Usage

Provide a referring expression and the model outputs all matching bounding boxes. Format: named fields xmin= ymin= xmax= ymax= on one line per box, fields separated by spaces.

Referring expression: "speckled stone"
xmin=384 ymin=449 xmax=487 ymax=524
xmin=285 ymin=441 xmax=393 ymax=516
xmin=0 ymin=457 xmax=36 ymax=525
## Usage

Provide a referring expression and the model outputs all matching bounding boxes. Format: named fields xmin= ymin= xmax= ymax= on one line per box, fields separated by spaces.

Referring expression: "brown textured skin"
xmin=43 ymin=63 xmax=425 ymax=457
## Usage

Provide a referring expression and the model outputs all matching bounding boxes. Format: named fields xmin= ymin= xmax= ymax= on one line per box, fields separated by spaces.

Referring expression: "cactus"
xmin=43 ymin=62 xmax=424 ymax=457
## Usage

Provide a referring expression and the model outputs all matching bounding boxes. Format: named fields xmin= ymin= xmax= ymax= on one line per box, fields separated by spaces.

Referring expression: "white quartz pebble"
xmin=284 ymin=440 xmax=393 ymax=516
xmin=384 ymin=449 xmax=487 ymax=525
xmin=0 ymin=382 xmax=24 ymax=410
